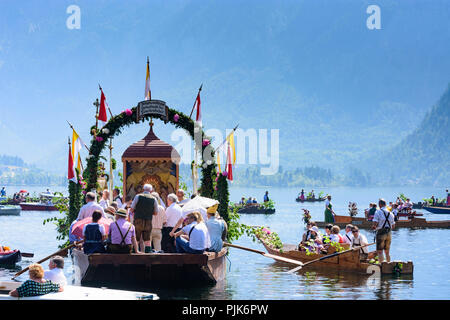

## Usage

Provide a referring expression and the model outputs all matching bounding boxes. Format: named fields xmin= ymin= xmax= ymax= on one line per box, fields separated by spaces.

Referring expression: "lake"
xmin=1 ymin=185 xmax=449 ymax=299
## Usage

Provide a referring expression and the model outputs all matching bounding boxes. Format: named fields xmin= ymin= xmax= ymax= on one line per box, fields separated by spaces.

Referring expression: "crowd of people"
xmin=70 ymin=184 xmax=228 ymax=256
xmin=365 ymin=197 xmax=413 ymax=221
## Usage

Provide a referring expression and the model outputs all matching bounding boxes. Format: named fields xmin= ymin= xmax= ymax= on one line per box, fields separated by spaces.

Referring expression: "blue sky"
xmin=0 ymin=0 xmax=449 ymax=173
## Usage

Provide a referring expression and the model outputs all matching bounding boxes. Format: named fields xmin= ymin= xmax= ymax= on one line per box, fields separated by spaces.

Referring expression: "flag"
xmin=227 ymin=131 xmax=236 ymax=165
xmin=98 ymin=87 xmax=108 ymax=123
xmin=68 ymin=142 xmax=77 ymax=183
xmin=226 ymin=142 xmax=233 ymax=181
xmin=71 ymin=129 xmax=84 ymax=174
xmin=194 ymin=90 xmax=201 ymax=126
xmin=145 ymin=57 xmax=151 ymax=100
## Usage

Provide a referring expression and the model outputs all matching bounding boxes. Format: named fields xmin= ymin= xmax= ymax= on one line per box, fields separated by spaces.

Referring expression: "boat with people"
xmin=0 ymin=205 xmax=21 ymax=216
xmin=0 ymin=250 xmax=22 ymax=266
xmin=315 ymin=214 xmax=450 ymax=229
xmin=422 ymin=205 xmax=450 ymax=214
xmin=256 ymin=234 xmax=413 ymax=276
xmin=71 ymin=247 xmax=227 ymax=287
xmin=0 ymin=281 xmax=159 ymax=300
xmin=236 ymin=205 xmax=275 ymax=214
xmin=295 ymin=197 xmax=326 ymax=203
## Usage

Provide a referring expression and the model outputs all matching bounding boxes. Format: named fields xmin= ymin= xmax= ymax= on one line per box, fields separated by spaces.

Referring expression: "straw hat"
xmin=115 ymin=208 xmax=128 ymax=217
xmin=105 ymin=206 xmax=116 ymax=215
xmin=207 ymin=203 xmax=219 ymax=214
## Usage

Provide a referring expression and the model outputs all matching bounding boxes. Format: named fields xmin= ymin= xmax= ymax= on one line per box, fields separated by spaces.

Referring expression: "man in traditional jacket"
xmin=129 ymin=184 xmax=158 ymax=253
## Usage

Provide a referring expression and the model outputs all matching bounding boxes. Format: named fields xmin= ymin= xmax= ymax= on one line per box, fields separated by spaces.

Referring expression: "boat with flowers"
xmin=253 ymin=227 xmax=413 ymax=276
xmin=315 ymin=214 xmax=450 ymax=229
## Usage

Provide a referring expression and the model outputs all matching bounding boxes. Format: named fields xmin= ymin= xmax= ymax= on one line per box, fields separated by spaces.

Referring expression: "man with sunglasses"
xmin=351 ymin=226 xmax=369 ymax=260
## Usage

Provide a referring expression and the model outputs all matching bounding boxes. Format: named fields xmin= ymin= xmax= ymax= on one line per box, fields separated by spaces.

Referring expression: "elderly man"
xmin=162 ymin=193 xmax=183 ymax=253
xmin=129 ymin=184 xmax=158 ymax=253
xmin=44 ymin=256 xmax=67 ymax=287
xmin=176 ymin=189 xmax=189 ymax=206
xmin=372 ymin=198 xmax=395 ymax=263
xmin=99 ymin=189 xmax=110 ymax=210
xmin=76 ymin=192 xmax=106 ymax=221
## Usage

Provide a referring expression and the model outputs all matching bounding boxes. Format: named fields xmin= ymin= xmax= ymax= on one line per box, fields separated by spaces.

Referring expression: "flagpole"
xmin=93 ymin=98 xmax=100 ymax=136
xmin=214 ymin=124 xmax=239 ymax=153
xmin=109 ymin=137 xmax=113 ymax=202
xmin=189 ymin=84 xmax=203 ymax=119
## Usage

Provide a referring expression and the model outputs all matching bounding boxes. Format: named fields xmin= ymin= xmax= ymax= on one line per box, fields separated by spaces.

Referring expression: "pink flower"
xmin=262 ymin=227 xmax=272 ymax=235
xmin=173 ymin=114 xmax=179 ymax=122
xmin=202 ymin=139 xmax=210 ymax=147
xmin=123 ymin=108 xmax=132 ymax=116
xmin=222 ymin=171 xmax=228 ymax=177
xmin=95 ymin=136 xmax=104 ymax=142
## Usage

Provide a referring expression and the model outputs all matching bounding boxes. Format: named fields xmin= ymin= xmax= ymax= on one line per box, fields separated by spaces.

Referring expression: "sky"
xmin=0 ymin=0 xmax=449 ymax=174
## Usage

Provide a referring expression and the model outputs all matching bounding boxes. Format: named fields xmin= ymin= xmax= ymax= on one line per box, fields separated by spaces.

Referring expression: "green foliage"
xmin=42 ymin=191 xmax=73 ymax=248
xmin=261 ymin=199 xmax=275 ymax=210
xmin=215 ymin=174 xmax=229 ymax=222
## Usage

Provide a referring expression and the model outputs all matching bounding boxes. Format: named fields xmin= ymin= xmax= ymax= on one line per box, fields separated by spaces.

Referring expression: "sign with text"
xmin=136 ymin=100 xmax=169 ymax=123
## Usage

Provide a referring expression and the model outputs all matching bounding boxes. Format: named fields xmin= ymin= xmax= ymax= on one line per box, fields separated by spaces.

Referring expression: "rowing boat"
xmin=71 ymin=247 xmax=227 ymax=288
xmin=315 ymin=215 xmax=450 ymax=229
xmin=422 ymin=206 xmax=450 ymax=214
xmin=0 ymin=205 xmax=21 ymax=216
xmin=0 ymin=250 xmax=22 ymax=266
xmin=237 ymin=206 xmax=275 ymax=214
xmin=295 ymin=197 xmax=326 ymax=203
xmin=19 ymin=202 xmax=58 ymax=211
xmin=257 ymin=236 xmax=413 ymax=275
xmin=0 ymin=281 xmax=159 ymax=300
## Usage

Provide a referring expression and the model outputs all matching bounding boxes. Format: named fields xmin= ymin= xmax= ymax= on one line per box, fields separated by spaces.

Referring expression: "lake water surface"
xmin=1 ymin=185 xmax=449 ymax=300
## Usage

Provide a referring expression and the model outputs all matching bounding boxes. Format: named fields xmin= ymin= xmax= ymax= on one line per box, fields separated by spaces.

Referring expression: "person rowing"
xmin=350 ymin=226 xmax=369 ymax=260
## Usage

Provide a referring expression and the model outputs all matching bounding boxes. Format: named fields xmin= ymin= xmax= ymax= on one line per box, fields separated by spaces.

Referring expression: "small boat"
xmin=412 ymin=202 xmax=424 ymax=209
xmin=19 ymin=202 xmax=58 ymax=211
xmin=295 ymin=197 xmax=326 ymax=203
xmin=0 ymin=281 xmax=159 ymax=300
xmin=315 ymin=215 xmax=450 ymax=229
xmin=0 ymin=250 xmax=22 ymax=266
xmin=257 ymin=236 xmax=413 ymax=275
xmin=237 ymin=205 xmax=275 ymax=214
xmin=0 ymin=205 xmax=21 ymax=216
xmin=71 ymin=247 xmax=227 ymax=288
xmin=422 ymin=206 xmax=450 ymax=214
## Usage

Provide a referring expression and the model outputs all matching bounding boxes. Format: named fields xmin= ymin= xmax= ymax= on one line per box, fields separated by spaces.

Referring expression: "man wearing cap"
xmin=205 ymin=205 xmax=227 ymax=252
xmin=104 ymin=205 xmax=116 ymax=220
xmin=129 ymin=184 xmax=158 ymax=253
xmin=108 ymin=208 xmax=141 ymax=254
xmin=76 ymin=192 xmax=106 ymax=221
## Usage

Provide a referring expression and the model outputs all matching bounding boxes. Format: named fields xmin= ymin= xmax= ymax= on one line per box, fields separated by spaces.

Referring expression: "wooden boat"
xmin=0 ymin=205 xmax=21 ymax=216
xmin=257 ymin=236 xmax=413 ymax=275
xmin=237 ymin=205 xmax=275 ymax=214
xmin=0 ymin=250 xmax=22 ymax=266
xmin=19 ymin=202 xmax=57 ymax=211
xmin=422 ymin=206 xmax=450 ymax=214
xmin=295 ymin=197 xmax=326 ymax=203
xmin=315 ymin=215 xmax=450 ymax=229
xmin=71 ymin=247 xmax=227 ymax=288
xmin=0 ymin=281 xmax=159 ymax=300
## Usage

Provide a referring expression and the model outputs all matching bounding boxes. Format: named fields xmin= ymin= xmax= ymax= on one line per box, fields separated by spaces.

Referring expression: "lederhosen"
xmin=352 ymin=236 xmax=368 ymax=259
xmin=377 ymin=209 xmax=392 ymax=236
xmin=108 ymin=221 xmax=133 ymax=254
xmin=83 ymin=224 xmax=106 ymax=254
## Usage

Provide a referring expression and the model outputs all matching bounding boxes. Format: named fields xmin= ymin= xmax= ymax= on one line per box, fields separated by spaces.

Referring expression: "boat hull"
xmin=315 ymin=215 xmax=450 ymax=229
xmin=0 ymin=250 xmax=22 ymax=266
xmin=422 ymin=206 xmax=450 ymax=214
xmin=0 ymin=206 xmax=21 ymax=216
xmin=72 ymin=248 xmax=227 ymax=288
xmin=237 ymin=207 xmax=275 ymax=214
xmin=259 ymin=240 xmax=413 ymax=275
xmin=19 ymin=203 xmax=58 ymax=211
xmin=295 ymin=197 xmax=326 ymax=203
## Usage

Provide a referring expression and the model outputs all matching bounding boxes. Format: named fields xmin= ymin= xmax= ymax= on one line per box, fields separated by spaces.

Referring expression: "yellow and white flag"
xmin=145 ymin=57 xmax=151 ymax=100
xmin=71 ymin=129 xmax=84 ymax=174
xmin=227 ymin=131 xmax=236 ymax=165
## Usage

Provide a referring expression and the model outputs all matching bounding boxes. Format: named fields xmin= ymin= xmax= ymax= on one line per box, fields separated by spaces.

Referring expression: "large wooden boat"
xmin=0 ymin=250 xmax=22 ymax=266
xmin=295 ymin=197 xmax=326 ymax=203
xmin=258 ymin=237 xmax=413 ymax=276
xmin=315 ymin=215 xmax=450 ymax=229
xmin=19 ymin=202 xmax=58 ymax=211
xmin=71 ymin=247 xmax=227 ymax=288
xmin=0 ymin=205 xmax=21 ymax=216
xmin=422 ymin=206 xmax=450 ymax=214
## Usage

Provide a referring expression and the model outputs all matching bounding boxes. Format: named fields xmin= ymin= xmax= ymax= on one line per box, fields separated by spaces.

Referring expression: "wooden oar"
xmin=21 ymin=252 xmax=34 ymax=258
xmin=224 ymin=242 xmax=304 ymax=267
xmin=12 ymin=241 xmax=83 ymax=280
xmin=287 ymin=242 xmax=375 ymax=274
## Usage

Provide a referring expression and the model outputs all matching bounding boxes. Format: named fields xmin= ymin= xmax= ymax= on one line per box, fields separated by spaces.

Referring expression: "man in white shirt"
xmin=372 ymin=199 xmax=395 ymax=262
xmin=161 ymin=193 xmax=183 ymax=253
xmin=98 ymin=189 xmax=110 ymax=210
xmin=44 ymin=256 xmax=67 ymax=287
xmin=173 ymin=211 xmax=210 ymax=254
xmin=343 ymin=224 xmax=354 ymax=245
xmin=350 ymin=226 xmax=369 ymax=260
xmin=76 ymin=192 xmax=106 ymax=221
xmin=112 ymin=188 xmax=123 ymax=208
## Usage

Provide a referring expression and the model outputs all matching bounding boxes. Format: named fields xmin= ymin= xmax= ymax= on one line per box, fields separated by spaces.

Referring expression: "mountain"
xmin=360 ymin=84 xmax=450 ymax=186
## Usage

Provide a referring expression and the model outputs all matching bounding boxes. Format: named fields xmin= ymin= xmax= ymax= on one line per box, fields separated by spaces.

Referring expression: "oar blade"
xmin=263 ymin=253 xmax=304 ymax=267
xmin=287 ymin=265 xmax=303 ymax=274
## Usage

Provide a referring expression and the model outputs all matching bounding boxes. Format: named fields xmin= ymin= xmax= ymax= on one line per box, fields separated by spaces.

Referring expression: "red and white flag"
xmin=226 ymin=142 xmax=233 ymax=181
xmin=194 ymin=90 xmax=201 ymax=126
xmin=68 ymin=143 xmax=77 ymax=183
